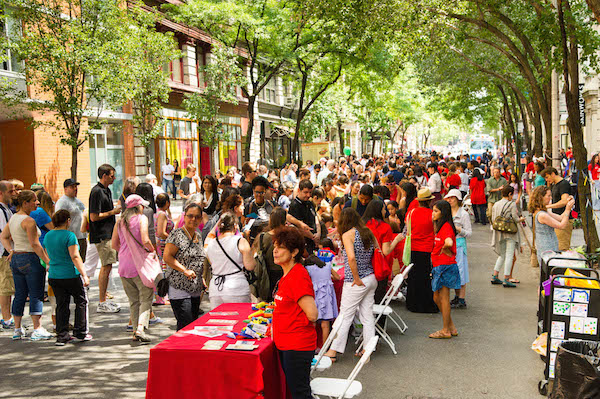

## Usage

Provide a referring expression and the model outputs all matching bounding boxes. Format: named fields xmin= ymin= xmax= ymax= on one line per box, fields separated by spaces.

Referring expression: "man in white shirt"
xmin=317 ymin=159 xmax=335 ymax=187
xmin=427 ymin=162 xmax=443 ymax=203
xmin=0 ymin=180 xmax=15 ymax=329
xmin=55 ymin=179 xmax=87 ymax=260
xmin=146 ymin=174 xmax=165 ymax=199
xmin=161 ymin=158 xmax=176 ymax=199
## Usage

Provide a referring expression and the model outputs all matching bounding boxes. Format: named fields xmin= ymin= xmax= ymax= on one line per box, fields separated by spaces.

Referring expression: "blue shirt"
xmin=43 ymin=230 xmax=80 ymax=279
xmin=30 ymin=207 xmax=52 ymax=244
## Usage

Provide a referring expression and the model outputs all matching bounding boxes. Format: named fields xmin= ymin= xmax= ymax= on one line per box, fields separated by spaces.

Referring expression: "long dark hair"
xmin=433 ymin=200 xmax=456 ymax=235
xmin=473 ymin=168 xmax=483 ymax=181
xmin=401 ymin=182 xmax=417 ymax=208
xmin=202 ymin=175 xmax=218 ymax=195
xmin=362 ymin=199 xmax=385 ymax=223
xmin=136 ymin=183 xmax=156 ymax=212
xmin=338 ymin=207 xmax=375 ymax=250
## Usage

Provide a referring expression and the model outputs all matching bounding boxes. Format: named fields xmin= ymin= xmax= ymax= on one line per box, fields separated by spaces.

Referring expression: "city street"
xmin=1 ymin=221 xmax=550 ymax=398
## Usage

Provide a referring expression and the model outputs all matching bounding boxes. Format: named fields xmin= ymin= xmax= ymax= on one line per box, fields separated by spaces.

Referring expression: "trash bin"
xmin=550 ymin=341 xmax=600 ymax=398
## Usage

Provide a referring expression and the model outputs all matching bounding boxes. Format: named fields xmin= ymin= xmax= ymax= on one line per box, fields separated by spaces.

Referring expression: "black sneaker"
xmin=453 ymin=300 xmax=467 ymax=309
xmin=55 ymin=337 xmax=75 ymax=346
xmin=450 ymin=297 xmax=460 ymax=306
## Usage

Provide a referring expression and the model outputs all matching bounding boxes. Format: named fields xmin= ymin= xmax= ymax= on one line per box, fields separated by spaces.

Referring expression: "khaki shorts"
xmin=96 ymin=239 xmax=117 ymax=267
xmin=0 ymin=256 xmax=15 ymax=296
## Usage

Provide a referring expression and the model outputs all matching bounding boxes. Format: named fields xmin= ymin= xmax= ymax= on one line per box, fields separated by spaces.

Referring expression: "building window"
xmin=159 ymin=117 xmax=199 ymax=180
xmin=1 ymin=8 xmax=22 ymax=73
xmin=196 ymin=46 xmax=206 ymax=88
xmin=162 ymin=43 xmax=183 ymax=83
xmin=260 ymin=78 xmax=277 ymax=104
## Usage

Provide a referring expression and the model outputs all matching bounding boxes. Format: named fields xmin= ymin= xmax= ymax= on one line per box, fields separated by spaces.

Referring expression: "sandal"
xmin=324 ymin=354 xmax=337 ymax=363
xmin=503 ymin=279 xmax=517 ymax=288
xmin=491 ymin=276 xmax=503 ymax=285
xmin=508 ymin=278 xmax=520 ymax=284
xmin=355 ymin=350 xmax=365 ymax=357
xmin=429 ymin=330 xmax=452 ymax=339
xmin=451 ymin=330 xmax=459 ymax=337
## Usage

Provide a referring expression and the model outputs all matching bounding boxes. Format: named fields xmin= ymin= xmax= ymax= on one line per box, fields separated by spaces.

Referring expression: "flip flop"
xmin=324 ymin=354 xmax=337 ymax=363
xmin=429 ymin=330 xmax=452 ymax=339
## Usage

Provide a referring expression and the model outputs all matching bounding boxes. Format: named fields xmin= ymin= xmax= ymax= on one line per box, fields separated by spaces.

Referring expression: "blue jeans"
xmin=10 ymin=252 xmax=46 ymax=316
xmin=162 ymin=179 xmax=176 ymax=199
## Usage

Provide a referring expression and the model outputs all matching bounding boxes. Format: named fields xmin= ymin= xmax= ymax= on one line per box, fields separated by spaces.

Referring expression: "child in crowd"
xmin=278 ymin=182 xmax=294 ymax=210
xmin=305 ymin=239 xmax=340 ymax=344
xmin=429 ymin=200 xmax=461 ymax=339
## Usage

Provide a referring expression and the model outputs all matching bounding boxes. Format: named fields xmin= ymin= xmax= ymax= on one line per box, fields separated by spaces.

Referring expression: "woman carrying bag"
xmin=112 ymin=195 xmax=162 ymax=343
xmin=205 ymin=212 xmax=256 ymax=309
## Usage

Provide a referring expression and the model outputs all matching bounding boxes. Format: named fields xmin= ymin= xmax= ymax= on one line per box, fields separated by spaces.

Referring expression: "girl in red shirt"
xmin=430 ymin=200 xmax=461 ymax=339
xmin=272 ymin=227 xmax=318 ymax=399
xmin=469 ymin=169 xmax=488 ymax=225
xmin=589 ymin=154 xmax=600 ymax=181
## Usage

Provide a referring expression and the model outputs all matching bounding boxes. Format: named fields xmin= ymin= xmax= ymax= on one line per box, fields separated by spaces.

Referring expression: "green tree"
xmin=2 ymin=0 xmax=140 ymax=180
xmin=182 ymin=44 xmax=246 ymax=170
xmin=122 ymin=9 xmax=181 ymax=170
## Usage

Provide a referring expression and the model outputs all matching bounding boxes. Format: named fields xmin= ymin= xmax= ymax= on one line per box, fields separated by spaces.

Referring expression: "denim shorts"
xmin=431 ymin=264 xmax=462 ymax=292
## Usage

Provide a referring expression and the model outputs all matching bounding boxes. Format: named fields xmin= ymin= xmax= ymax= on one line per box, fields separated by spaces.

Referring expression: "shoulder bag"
xmin=215 ymin=235 xmax=257 ymax=286
xmin=402 ymin=209 xmax=413 ymax=267
xmin=492 ymin=201 xmax=518 ymax=234
xmin=123 ymin=221 xmax=163 ymax=289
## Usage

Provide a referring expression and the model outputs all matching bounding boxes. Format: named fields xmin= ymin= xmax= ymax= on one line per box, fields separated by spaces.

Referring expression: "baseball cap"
xmin=63 ymin=178 xmax=80 ymax=188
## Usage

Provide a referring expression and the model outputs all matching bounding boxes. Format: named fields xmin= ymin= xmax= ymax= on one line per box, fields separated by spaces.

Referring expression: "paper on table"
xmin=206 ymin=319 xmax=239 ymax=326
xmin=202 ymin=340 xmax=227 ymax=350
xmin=209 ymin=311 xmax=240 ymax=316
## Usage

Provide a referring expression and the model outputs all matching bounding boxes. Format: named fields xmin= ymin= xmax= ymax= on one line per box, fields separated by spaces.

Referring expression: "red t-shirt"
xmin=407 ymin=199 xmax=419 ymax=214
xmin=366 ymin=219 xmax=393 ymax=248
xmin=589 ymin=164 xmax=600 ymax=181
xmin=273 ymin=264 xmax=316 ymax=351
xmin=431 ymin=222 xmax=456 ymax=267
xmin=406 ymin=207 xmax=434 ymax=252
xmin=389 ymin=186 xmax=399 ymax=202
xmin=525 ymin=162 xmax=535 ymax=174
xmin=446 ymin=174 xmax=461 ymax=189
xmin=469 ymin=178 xmax=486 ymax=205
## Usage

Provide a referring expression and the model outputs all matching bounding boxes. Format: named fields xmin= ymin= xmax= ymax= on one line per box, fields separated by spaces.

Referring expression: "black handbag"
xmin=215 ymin=235 xmax=257 ymax=285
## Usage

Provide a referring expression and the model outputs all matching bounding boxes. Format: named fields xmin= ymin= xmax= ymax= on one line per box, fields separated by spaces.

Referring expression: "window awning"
xmin=267 ymin=126 xmax=292 ymax=139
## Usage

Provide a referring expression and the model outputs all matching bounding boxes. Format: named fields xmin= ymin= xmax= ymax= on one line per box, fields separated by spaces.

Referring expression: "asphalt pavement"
xmin=0 ymin=220 xmax=549 ymax=399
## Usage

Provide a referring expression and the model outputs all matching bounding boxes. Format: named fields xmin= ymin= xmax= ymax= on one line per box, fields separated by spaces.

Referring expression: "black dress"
xmin=406 ymin=251 xmax=439 ymax=313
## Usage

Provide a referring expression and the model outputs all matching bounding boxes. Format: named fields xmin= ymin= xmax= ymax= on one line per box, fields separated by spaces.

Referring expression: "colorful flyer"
xmin=553 ymin=302 xmax=571 ymax=316
xmin=570 ymin=317 xmax=585 ymax=334
xmin=549 ymin=365 xmax=555 ymax=379
xmin=550 ymin=339 xmax=565 ymax=352
xmin=553 ymin=288 xmax=572 ymax=302
xmin=550 ymin=352 xmax=557 ymax=366
xmin=584 ymin=317 xmax=598 ymax=335
xmin=572 ymin=289 xmax=590 ymax=304
xmin=570 ymin=303 xmax=588 ymax=318
xmin=551 ymin=321 xmax=566 ymax=339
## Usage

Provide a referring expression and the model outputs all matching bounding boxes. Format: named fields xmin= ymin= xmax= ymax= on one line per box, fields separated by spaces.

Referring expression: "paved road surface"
xmin=1 ymin=222 xmax=548 ymax=398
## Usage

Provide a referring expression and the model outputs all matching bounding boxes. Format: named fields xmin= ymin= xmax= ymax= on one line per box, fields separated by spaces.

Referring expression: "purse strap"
xmin=123 ymin=219 xmax=151 ymax=253
xmin=215 ymin=235 xmax=244 ymax=274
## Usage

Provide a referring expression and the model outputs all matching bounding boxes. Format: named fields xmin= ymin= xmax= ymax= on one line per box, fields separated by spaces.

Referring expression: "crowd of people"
xmin=0 ymin=148 xmax=585 ymax=399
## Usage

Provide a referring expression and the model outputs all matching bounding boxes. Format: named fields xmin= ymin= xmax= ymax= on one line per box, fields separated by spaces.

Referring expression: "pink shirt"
xmin=117 ymin=214 xmax=144 ymax=278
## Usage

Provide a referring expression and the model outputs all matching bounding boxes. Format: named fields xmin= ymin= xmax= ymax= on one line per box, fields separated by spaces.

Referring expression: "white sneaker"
xmin=97 ymin=301 xmax=121 ymax=313
xmin=106 ymin=300 xmax=121 ymax=310
xmin=30 ymin=327 xmax=53 ymax=341
xmin=12 ymin=328 xmax=26 ymax=340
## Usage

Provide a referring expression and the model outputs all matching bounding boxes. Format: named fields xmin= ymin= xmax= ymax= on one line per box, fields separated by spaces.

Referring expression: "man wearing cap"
xmin=56 ymin=179 xmax=87 ymax=260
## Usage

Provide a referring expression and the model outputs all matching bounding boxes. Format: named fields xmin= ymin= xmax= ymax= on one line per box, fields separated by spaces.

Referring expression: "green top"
xmin=534 ymin=174 xmax=546 ymax=188
xmin=485 ymin=176 xmax=508 ymax=204
xmin=43 ymin=230 xmax=80 ymax=279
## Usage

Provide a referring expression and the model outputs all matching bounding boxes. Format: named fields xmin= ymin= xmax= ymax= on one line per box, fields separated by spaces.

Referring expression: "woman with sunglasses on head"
xmin=163 ymin=203 xmax=206 ymax=331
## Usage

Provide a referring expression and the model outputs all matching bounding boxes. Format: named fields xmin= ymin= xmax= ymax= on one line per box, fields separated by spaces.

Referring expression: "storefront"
xmin=157 ymin=109 xmax=200 ymax=183
xmin=216 ymin=115 xmax=242 ymax=173
xmin=88 ymin=125 xmax=124 ymax=200
xmin=263 ymin=125 xmax=292 ymax=168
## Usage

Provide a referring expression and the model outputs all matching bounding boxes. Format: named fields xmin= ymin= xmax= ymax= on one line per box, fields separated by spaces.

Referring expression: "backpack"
xmin=251 ymin=232 xmax=271 ymax=301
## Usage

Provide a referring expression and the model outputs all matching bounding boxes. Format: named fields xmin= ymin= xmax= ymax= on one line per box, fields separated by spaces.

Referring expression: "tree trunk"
xmin=71 ymin=145 xmax=78 ymax=180
xmin=586 ymin=0 xmax=600 ymax=23
xmin=293 ymin=111 xmax=304 ymax=163
xmin=244 ymin=96 xmax=256 ymax=162
xmin=515 ymin=93 xmax=532 ymax=154
xmin=337 ymin=119 xmax=344 ymax=156
xmin=559 ymin=0 xmax=600 ymax=251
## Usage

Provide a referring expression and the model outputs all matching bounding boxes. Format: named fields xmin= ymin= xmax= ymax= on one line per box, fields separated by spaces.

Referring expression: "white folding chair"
xmin=311 ymin=336 xmax=379 ymax=399
xmin=355 ymin=264 xmax=413 ymax=355
xmin=462 ymin=194 xmax=474 ymax=217
xmin=311 ymin=314 xmax=344 ymax=375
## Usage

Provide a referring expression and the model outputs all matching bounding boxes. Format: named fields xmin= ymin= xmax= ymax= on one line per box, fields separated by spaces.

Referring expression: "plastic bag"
xmin=550 ymin=341 xmax=600 ymax=398
xmin=564 ymin=269 xmax=600 ymax=290
xmin=532 ymin=332 xmax=548 ymax=356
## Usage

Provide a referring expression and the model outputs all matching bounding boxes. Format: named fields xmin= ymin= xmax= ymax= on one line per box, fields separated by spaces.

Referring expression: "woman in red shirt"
xmin=272 ymin=227 xmax=318 ymax=399
xmin=445 ymin=164 xmax=461 ymax=190
xmin=430 ymin=200 xmax=461 ymax=339
xmin=405 ymin=188 xmax=439 ymax=313
xmin=589 ymin=153 xmax=600 ymax=181
xmin=362 ymin=200 xmax=404 ymax=305
xmin=469 ymin=168 xmax=488 ymax=225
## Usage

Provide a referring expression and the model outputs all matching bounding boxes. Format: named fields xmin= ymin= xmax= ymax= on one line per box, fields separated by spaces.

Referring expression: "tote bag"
xmin=402 ymin=210 xmax=413 ymax=267
xmin=121 ymin=220 xmax=162 ymax=289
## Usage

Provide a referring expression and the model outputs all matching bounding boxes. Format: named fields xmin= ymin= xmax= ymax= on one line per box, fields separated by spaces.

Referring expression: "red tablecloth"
xmin=146 ymin=303 xmax=289 ymax=399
